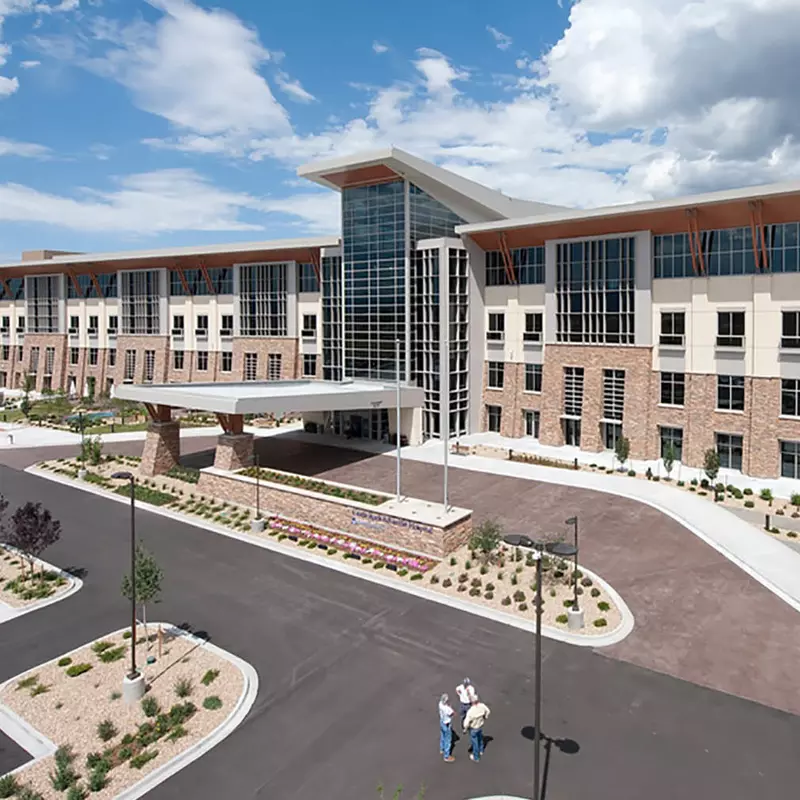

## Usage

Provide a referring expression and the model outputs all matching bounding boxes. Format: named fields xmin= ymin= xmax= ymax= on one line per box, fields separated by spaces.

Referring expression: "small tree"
xmin=703 ymin=448 xmax=720 ymax=484
xmin=80 ymin=435 xmax=103 ymax=466
xmin=7 ymin=502 xmax=61 ymax=576
xmin=663 ymin=443 xmax=676 ymax=480
xmin=614 ymin=435 xmax=630 ymax=469
xmin=121 ymin=544 xmax=163 ymax=642
xmin=469 ymin=518 xmax=503 ymax=563
xmin=20 ymin=374 xmax=35 ymax=419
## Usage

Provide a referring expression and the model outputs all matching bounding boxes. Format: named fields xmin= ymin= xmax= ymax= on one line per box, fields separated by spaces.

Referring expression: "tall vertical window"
xmin=196 ymin=315 xmax=209 ymax=335
xmin=69 ymin=315 xmax=79 ymax=333
xmin=781 ymin=379 xmax=800 ymax=417
xmin=108 ymin=315 xmax=118 ymax=333
xmin=124 ymin=350 xmax=136 ymax=382
xmin=143 ymin=350 xmax=155 ymax=383
xmin=523 ymin=312 xmax=543 ymax=343
xmin=717 ymin=375 xmax=745 ymax=411
xmin=173 ymin=350 xmax=184 ymax=370
xmin=556 ymin=238 xmax=635 ymax=344
xmin=244 ymin=352 xmax=258 ymax=381
xmin=780 ymin=441 xmax=800 ymax=479
xmin=716 ymin=432 xmax=743 ymax=471
xmin=70 ymin=347 xmax=79 ymax=366
xmin=25 ymin=276 xmax=60 ymax=333
xmin=563 ymin=366 xmax=585 ymax=417
xmin=660 ymin=372 xmax=685 ymax=406
xmin=601 ymin=369 xmax=625 ymax=450
xmin=660 ymin=427 xmax=683 ymax=462
xmin=487 ymin=361 xmax=504 ymax=389
xmin=486 ymin=404 xmax=502 ymax=433
xmin=197 ymin=351 xmax=208 ymax=371
xmin=1 ymin=316 xmax=8 ymax=331
xmin=220 ymin=314 xmax=234 ymax=336
xmin=297 ymin=263 xmax=319 ymax=293
xmin=524 ymin=409 xmax=540 ymax=438
xmin=221 ymin=352 xmax=232 ymax=373
xmin=303 ymin=354 xmax=317 ymax=377
xmin=302 ymin=314 xmax=317 ymax=338
xmin=239 ymin=263 xmax=287 ymax=336
xmin=120 ymin=270 xmax=160 ymax=335
xmin=172 ymin=315 xmax=184 ymax=335
xmin=16 ymin=316 xmax=25 ymax=332
xmin=525 ymin=363 xmax=542 ymax=393
xmin=29 ymin=347 xmax=40 ymax=373
xmin=88 ymin=316 xmax=99 ymax=334
xmin=716 ymin=311 xmax=745 ymax=348
xmin=88 ymin=348 xmax=98 ymax=366
xmin=108 ymin=349 xmax=116 ymax=367
xmin=44 ymin=347 xmax=55 ymax=376
xmin=267 ymin=353 xmax=282 ymax=380
xmin=321 ymin=255 xmax=343 ymax=381
xmin=781 ymin=311 xmax=800 ymax=349
xmin=487 ymin=313 xmax=505 ymax=341
xmin=659 ymin=311 xmax=685 ymax=346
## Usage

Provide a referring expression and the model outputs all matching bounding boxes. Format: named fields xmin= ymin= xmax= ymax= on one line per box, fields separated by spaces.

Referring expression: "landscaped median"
xmin=0 ymin=624 xmax=255 ymax=800
xmin=0 ymin=546 xmax=75 ymax=613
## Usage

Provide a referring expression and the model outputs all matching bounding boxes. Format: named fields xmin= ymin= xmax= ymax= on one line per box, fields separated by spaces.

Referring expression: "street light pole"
xmin=533 ymin=548 xmax=543 ymax=800
xmin=395 ymin=337 xmax=401 ymax=502
xmin=565 ymin=516 xmax=579 ymax=610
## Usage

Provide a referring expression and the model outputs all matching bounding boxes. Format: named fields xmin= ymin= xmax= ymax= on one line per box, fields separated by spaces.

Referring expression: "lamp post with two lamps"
xmin=111 ymin=471 xmax=146 ymax=703
xmin=504 ymin=534 xmax=577 ymax=800
xmin=564 ymin=516 xmax=584 ymax=630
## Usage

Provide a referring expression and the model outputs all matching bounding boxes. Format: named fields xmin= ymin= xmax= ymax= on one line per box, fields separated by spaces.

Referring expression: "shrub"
xmin=130 ymin=749 xmax=159 ymax=769
xmin=563 ymin=599 xmax=574 ymax=607
xmin=457 ymin=584 xmax=467 ymax=592
xmin=627 ymin=470 xmax=636 ymax=477
xmin=556 ymin=614 xmax=568 ymax=624
xmin=598 ymin=601 xmax=611 ymax=611
xmin=58 ymin=657 xmax=72 ymax=667
xmin=518 ymin=602 xmax=528 ymax=611
xmin=469 ymin=518 xmax=503 ymax=562
xmin=122 ymin=630 xmax=133 ymax=639
xmin=30 ymin=683 xmax=49 ymax=697
xmin=458 ymin=573 xmax=468 ymax=584
xmin=174 ymin=678 xmax=193 ymax=698
xmin=16 ymin=788 xmax=45 ymax=800
xmin=397 ymin=568 xmax=408 ymax=577
xmin=469 ymin=587 xmax=481 ymax=597
xmin=593 ymin=618 xmax=608 ymax=628
xmin=203 ymin=695 xmax=223 ymax=711
xmin=777 ymin=508 xmax=786 ymax=515
xmin=200 ymin=669 xmax=219 ymax=687
xmin=698 ymin=491 xmax=708 ymax=496
xmin=689 ymin=486 xmax=696 ymax=492
xmin=429 ymin=574 xmax=439 ymax=584
xmin=168 ymin=701 xmax=197 ymax=726
xmin=732 ymin=488 xmax=743 ymax=499
xmin=327 ymin=548 xmax=337 ymax=556
xmin=50 ymin=745 xmax=78 ymax=791
xmin=497 ymin=571 xmax=504 ymax=581
xmin=581 ymin=576 xmax=593 ymax=587
xmin=449 ymin=557 xmax=457 ymax=566
xmin=470 ymin=577 xmax=482 ymax=588
xmin=513 ymin=590 xmax=526 ymax=603
xmin=549 ymin=588 xmax=557 ymax=597
xmin=96 ymin=719 xmax=117 ymax=742
xmin=653 ymin=475 xmax=661 ymax=481
xmin=118 ymin=746 xmax=133 ymax=762
xmin=166 ymin=724 xmax=188 ymax=742
xmin=510 ymin=574 xmax=518 ymax=586
xmin=98 ymin=645 xmax=126 ymax=663
xmin=677 ymin=480 xmax=685 ymax=487
xmin=66 ymin=785 xmax=87 ymax=800
xmin=110 ymin=691 xmax=122 ymax=701
xmin=410 ymin=573 xmax=423 ymax=581
xmin=141 ymin=696 xmax=160 ymax=718
xmin=744 ymin=500 xmax=755 ymax=508
xmin=716 ymin=482 xmax=726 ymax=494
xmin=65 ymin=663 xmax=92 ymax=678
xmin=479 ymin=564 xmax=488 ymax=575
xmin=501 ymin=596 xmax=511 ymax=606
xmin=791 ymin=493 xmax=800 ymax=507
xmin=485 ymin=582 xmax=495 ymax=591
xmin=464 ymin=560 xmax=472 ymax=570
xmin=484 ymin=591 xmax=494 ymax=600
xmin=591 ymin=587 xmax=601 ymax=597
xmin=788 ymin=531 xmax=799 ymax=539
xmin=442 ymin=578 xmax=452 ymax=588
xmin=372 ymin=562 xmax=384 ymax=569
xmin=760 ymin=488 xmax=774 ymax=504
xmin=91 ymin=640 xmax=114 ymax=654
xmin=16 ymin=675 xmax=38 ymax=691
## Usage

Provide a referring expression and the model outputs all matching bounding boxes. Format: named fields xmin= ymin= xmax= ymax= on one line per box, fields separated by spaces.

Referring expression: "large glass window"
xmin=716 ymin=432 xmax=743 ymax=471
xmin=717 ymin=375 xmax=745 ymax=411
xmin=524 ymin=409 xmax=540 ymax=438
xmin=303 ymin=354 xmax=317 ymax=377
xmin=0 ymin=278 xmax=24 ymax=300
xmin=485 ymin=246 xmax=545 ymax=286
xmin=144 ymin=350 xmax=155 ymax=383
xmin=556 ymin=238 xmax=635 ymax=344
xmin=244 ymin=352 xmax=258 ymax=381
xmin=221 ymin=351 xmax=232 ymax=372
xmin=25 ymin=275 xmax=60 ymax=333
xmin=239 ymin=263 xmax=287 ymax=336
xmin=783 ymin=380 xmax=800 ymax=417
xmin=267 ymin=353 xmax=282 ymax=380
xmin=298 ymin=263 xmax=319 ymax=293
xmin=487 ymin=313 xmax=505 ymax=341
xmin=525 ymin=363 xmax=542 ymax=393
xmin=197 ymin=351 xmax=208 ymax=371
xmin=168 ymin=267 xmax=232 ymax=296
xmin=659 ymin=311 xmax=685 ymax=346
xmin=321 ymin=255 xmax=343 ymax=381
xmin=120 ymin=270 xmax=160 ymax=335
xmin=486 ymin=404 xmax=502 ymax=433
xmin=780 ymin=440 xmax=800 ymax=479
xmin=487 ymin=362 xmax=504 ymax=389
xmin=524 ymin=312 xmax=543 ymax=343
xmin=781 ymin=311 xmax=800 ymax=349
xmin=660 ymin=372 xmax=685 ymax=406
xmin=563 ymin=366 xmax=584 ymax=417
xmin=660 ymin=426 xmax=683 ymax=462
xmin=603 ymin=369 xmax=625 ymax=421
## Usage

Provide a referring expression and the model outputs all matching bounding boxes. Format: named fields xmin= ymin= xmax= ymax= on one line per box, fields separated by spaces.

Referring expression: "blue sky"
xmin=0 ymin=0 xmax=797 ymax=261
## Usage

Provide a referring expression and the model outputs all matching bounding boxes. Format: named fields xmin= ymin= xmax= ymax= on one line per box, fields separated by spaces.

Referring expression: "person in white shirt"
xmin=455 ymin=678 xmax=478 ymax=726
xmin=462 ymin=695 xmax=491 ymax=762
xmin=438 ymin=693 xmax=456 ymax=762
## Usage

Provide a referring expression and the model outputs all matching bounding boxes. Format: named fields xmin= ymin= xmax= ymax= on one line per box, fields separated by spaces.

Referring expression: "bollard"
xmin=765 ymin=513 xmax=770 ymax=531
xmin=574 ymin=457 xmax=579 ymax=470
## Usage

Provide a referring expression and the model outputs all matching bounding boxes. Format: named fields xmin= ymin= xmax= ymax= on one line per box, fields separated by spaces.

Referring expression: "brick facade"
xmin=196 ymin=469 xmax=472 ymax=558
xmin=22 ymin=334 xmax=68 ymax=393
xmin=481 ymin=362 xmax=542 ymax=438
xmin=233 ymin=338 xmax=299 ymax=381
xmin=140 ymin=420 xmax=180 ymax=476
xmin=213 ymin=433 xmax=254 ymax=471
xmin=114 ymin=336 xmax=169 ymax=384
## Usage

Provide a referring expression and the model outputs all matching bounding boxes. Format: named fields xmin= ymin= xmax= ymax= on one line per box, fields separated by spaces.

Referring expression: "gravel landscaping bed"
xmin=0 ymin=626 xmax=244 ymax=799
xmin=0 ymin=546 xmax=72 ymax=610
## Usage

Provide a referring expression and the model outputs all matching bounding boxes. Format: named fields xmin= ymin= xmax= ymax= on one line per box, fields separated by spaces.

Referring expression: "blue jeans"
xmin=439 ymin=722 xmax=452 ymax=757
xmin=469 ymin=728 xmax=484 ymax=761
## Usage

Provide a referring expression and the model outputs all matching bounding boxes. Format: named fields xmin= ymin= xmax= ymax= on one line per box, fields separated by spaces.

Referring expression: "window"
xmin=221 ymin=351 xmax=232 ymax=372
xmin=782 ymin=379 xmax=800 ymax=417
xmin=780 ymin=440 xmax=800 ymax=479
xmin=485 ymin=246 xmax=545 ymax=286
xmin=69 ymin=315 xmax=79 ymax=334
xmin=108 ymin=349 xmax=116 ymax=367
xmin=717 ymin=375 xmax=745 ymax=411
xmin=17 ymin=345 xmax=23 ymax=360
xmin=603 ymin=369 xmax=626 ymax=421
xmin=121 ymin=270 xmax=160 ymax=335
xmin=303 ymin=353 xmax=317 ymax=377
xmin=144 ymin=350 xmax=155 ymax=383
xmin=487 ymin=404 xmax=502 ymax=433
xmin=26 ymin=276 xmax=59 ymax=333
xmin=298 ymin=263 xmax=319 ymax=293
xmin=108 ymin=315 xmax=118 ymax=333
xmin=781 ymin=311 xmax=800 ymax=349
xmin=221 ymin=315 xmax=234 ymax=337
xmin=563 ymin=366 xmax=584 ymax=417
xmin=44 ymin=347 xmax=54 ymax=376
xmin=197 ymin=351 xmax=208 ymax=371
xmin=487 ymin=313 xmax=505 ymax=341
xmin=88 ymin=315 xmax=99 ymax=334
xmin=70 ymin=347 xmax=79 ymax=366
xmin=321 ymin=254 xmax=343 ymax=381
xmin=89 ymin=348 xmax=98 ymax=366
xmin=1 ymin=316 xmax=9 ymax=331
xmin=239 ymin=263 xmax=287 ymax=336
xmin=524 ymin=409 xmax=540 ymax=438
xmin=16 ymin=316 xmax=25 ymax=333
xmin=29 ymin=346 xmax=39 ymax=373
xmin=302 ymin=314 xmax=317 ymax=338
xmin=196 ymin=315 xmax=209 ymax=336
xmin=525 ymin=363 xmax=542 ymax=393
xmin=488 ymin=361 xmax=504 ymax=389
xmin=660 ymin=372 xmax=685 ymax=406
xmin=1 ymin=345 xmax=8 ymax=360
xmin=173 ymin=350 xmax=184 ymax=370
xmin=716 ymin=432 xmax=743 ymax=471
xmin=0 ymin=372 xmax=5 ymax=388
xmin=563 ymin=418 xmax=581 ymax=447
xmin=523 ymin=312 xmax=543 ymax=343
xmin=172 ymin=315 xmax=184 ymax=335
xmin=556 ymin=238 xmax=635 ymax=344
xmin=603 ymin=422 xmax=623 ymax=450
xmin=267 ymin=353 xmax=282 ymax=381
xmin=717 ymin=311 xmax=745 ymax=348
xmin=659 ymin=311 xmax=685 ymax=346
xmin=244 ymin=352 xmax=258 ymax=381
xmin=660 ymin=426 xmax=683 ymax=462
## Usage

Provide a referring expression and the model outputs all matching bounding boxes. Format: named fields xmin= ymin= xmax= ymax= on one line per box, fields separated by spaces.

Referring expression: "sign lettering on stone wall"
xmin=351 ymin=508 xmax=433 ymax=535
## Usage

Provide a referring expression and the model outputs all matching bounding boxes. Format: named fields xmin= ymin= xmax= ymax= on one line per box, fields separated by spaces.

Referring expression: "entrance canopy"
xmin=115 ymin=379 xmax=424 ymax=416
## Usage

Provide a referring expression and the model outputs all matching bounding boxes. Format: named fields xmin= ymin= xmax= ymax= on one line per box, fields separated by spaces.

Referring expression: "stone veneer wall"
xmin=232 ymin=338 xmax=299 ymax=381
xmin=213 ymin=433 xmax=254 ymax=471
xmin=114 ymin=336 xmax=169 ymax=384
xmin=481 ymin=362 xmax=541 ymax=438
xmin=196 ymin=469 xmax=472 ymax=558
xmin=22 ymin=334 xmax=68 ymax=393
xmin=140 ymin=421 xmax=180 ymax=476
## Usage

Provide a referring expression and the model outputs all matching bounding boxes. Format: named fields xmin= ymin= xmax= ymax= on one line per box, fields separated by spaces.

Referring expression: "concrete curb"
xmin=26 ymin=465 xmax=634 ymax=648
xmin=0 ymin=623 xmax=258 ymax=795
xmin=0 ymin=548 xmax=83 ymax=625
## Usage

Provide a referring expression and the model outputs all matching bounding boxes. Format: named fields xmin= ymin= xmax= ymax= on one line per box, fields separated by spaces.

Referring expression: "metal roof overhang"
xmin=114 ymin=380 xmax=425 ymax=416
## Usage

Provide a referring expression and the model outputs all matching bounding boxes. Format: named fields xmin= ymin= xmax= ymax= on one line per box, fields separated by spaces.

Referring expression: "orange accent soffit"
xmin=0 ymin=277 xmax=11 ymax=299
xmin=173 ymin=265 xmax=192 ymax=295
xmin=319 ymin=163 xmax=400 ymax=189
xmin=685 ymin=209 xmax=705 ymax=275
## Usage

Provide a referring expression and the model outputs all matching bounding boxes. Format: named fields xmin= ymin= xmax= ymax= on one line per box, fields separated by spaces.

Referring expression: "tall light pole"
xmin=111 ymin=471 xmax=143 ymax=701
xmin=565 ymin=516 xmax=579 ymax=611
xmin=395 ymin=337 xmax=401 ymax=502
xmin=442 ymin=335 xmax=450 ymax=510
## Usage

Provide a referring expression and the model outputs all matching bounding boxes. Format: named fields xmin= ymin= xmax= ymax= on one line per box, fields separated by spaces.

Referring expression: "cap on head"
xmin=463 ymin=678 xmax=471 ymax=685
xmin=440 ymin=693 xmax=449 ymax=704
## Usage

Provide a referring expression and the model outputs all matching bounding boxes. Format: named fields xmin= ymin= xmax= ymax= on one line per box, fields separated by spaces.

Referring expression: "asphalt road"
xmin=1 ymin=464 xmax=799 ymax=799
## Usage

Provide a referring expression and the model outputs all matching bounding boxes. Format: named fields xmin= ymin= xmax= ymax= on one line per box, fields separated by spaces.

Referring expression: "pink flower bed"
xmin=267 ymin=518 xmax=436 ymax=572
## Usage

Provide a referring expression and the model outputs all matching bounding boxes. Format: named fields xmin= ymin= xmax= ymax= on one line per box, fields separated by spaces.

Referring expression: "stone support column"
xmin=140 ymin=420 xmax=180 ymax=476
xmin=213 ymin=433 xmax=255 ymax=472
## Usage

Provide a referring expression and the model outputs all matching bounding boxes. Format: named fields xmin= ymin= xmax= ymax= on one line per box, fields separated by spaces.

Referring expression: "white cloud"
xmin=0 ymin=136 xmax=50 ymax=157
xmin=19 ymin=59 xmax=40 ymax=68
xmin=413 ymin=48 xmax=468 ymax=98
xmin=0 ymin=74 xmax=18 ymax=95
xmin=256 ymin=190 xmax=339 ymax=234
xmin=0 ymin=168 xmax=271 ymax=233
xmin=486 ymin=25 xmax=512 ymax=50
xmin=372 ymin=41 xmax=388 ymax=54
xmin=274 ymin=70 xmax=315 ymax=103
